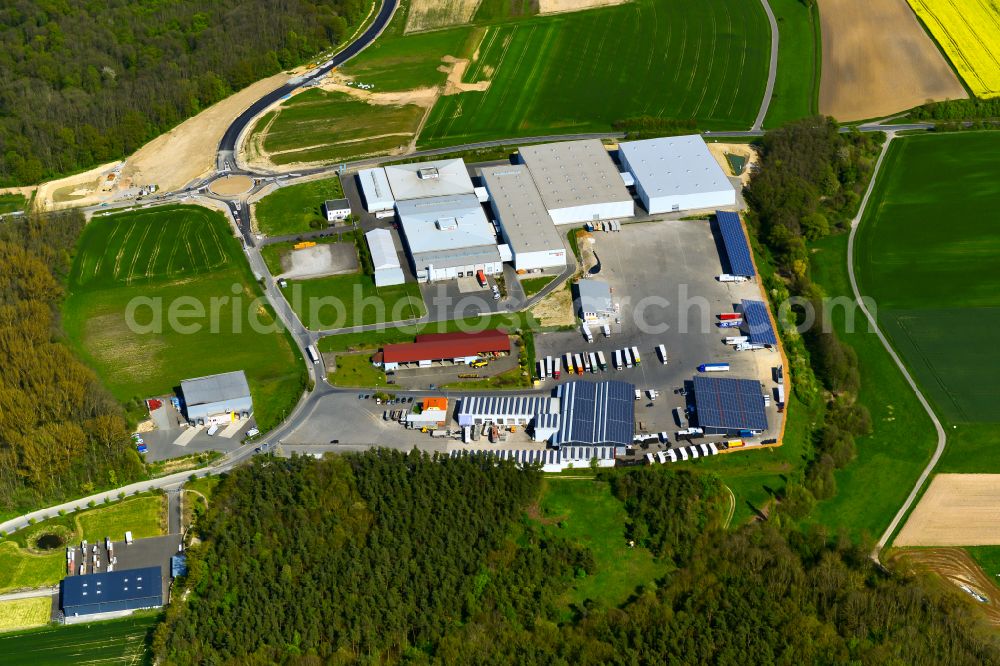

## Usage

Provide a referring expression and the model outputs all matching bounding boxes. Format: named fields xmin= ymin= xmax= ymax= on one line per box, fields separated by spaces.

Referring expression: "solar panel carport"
xmin=716 ymin=211 xmax=755 ymax=277
xmin=740 ymin=299 xmax=777 ymax=346
xmin=692 ymin=375 xmax=768 ymax=434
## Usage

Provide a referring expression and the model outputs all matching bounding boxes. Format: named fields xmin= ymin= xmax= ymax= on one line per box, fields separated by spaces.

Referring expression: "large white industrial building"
xmin=357 ymin=167 xmax=394 ymax=212
xmin=618 ymin=135 xmax=736 ymax=214
xmin=480 ymin=165 xmax=567 ymax=272
xmin=385 ymin=159 xmax=474 ymax=200
xmin=518 ymin=139 xmax=634 ymax=225
xmin=365 ymin=228 xmax=405 ymax=287
xmin=396 ymin=194 xmax=501 ymax=282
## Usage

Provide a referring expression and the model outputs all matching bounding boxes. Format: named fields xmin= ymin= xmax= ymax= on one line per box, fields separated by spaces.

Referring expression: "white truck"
xmin=623 ymin=348 xmax=633 ymax=368
xmin=657 ymin=344 xmax=668 ymax=364
xmin=613 ymin=349 xmax=623 ymax=370
xmin=631 ymin=346 xmax=641 ymax=365
xmin=582 ymin=323 xmax=594 ymax=343
xmin=725 ymin=336 xmax=749 ymax=345
xmin=602 ymin=323 xmax=611 ymax=337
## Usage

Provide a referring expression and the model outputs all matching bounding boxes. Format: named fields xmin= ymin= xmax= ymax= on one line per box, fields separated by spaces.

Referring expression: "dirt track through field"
xmin=895 ymin=474 xmax=1000 ymax=546
xmin=817 ymin=0 xmax=966 ymax=121
xmin=892 ymin=547 xmax=1000 ymax=625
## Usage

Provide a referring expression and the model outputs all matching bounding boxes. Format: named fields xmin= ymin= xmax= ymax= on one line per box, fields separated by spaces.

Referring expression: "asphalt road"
xmin=753 ymin=0 xmax=779 ymax=131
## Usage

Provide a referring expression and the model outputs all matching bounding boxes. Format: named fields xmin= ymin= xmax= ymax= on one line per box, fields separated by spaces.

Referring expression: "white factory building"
xmin=357 ymin=167 xmax=394 ymax=213
xmin=385 ymin=159 xmax=475 ymax=200
xmin=518 ymin=139 xmax=634 ymax=225
xmin=618 ymin=135 xmax=736 ymax=214
xmin=480 ymin=165 xmax=567 ymax=272
xmin=365 ymin=228 xmax=405 ymax=287
xmin=395 ymin=194 xmax=502 ymax=282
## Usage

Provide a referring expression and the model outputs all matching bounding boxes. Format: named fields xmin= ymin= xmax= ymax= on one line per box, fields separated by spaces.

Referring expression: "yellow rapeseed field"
xmin=907 ymin=0 xmax=1000 ymax=98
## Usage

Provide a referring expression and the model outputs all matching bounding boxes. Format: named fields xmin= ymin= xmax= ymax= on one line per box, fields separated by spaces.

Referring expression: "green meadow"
xmin=64 ymin=206 xmax=305 ymax=432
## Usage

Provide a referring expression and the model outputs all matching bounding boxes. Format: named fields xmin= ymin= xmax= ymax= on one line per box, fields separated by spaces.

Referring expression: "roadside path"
xmin=845 ymin=132 xmax=947 ymax=558
xmin=753 ymin=0 xmax=780 ymax=130
xmin=0 ymin=587 xmax=57 ymax=602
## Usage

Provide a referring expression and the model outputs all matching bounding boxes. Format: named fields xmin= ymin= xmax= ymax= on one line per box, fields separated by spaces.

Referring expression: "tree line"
xmin=153 ymin=452 xmax=1000 ymax=664
xmin=0 ymin=211 xmax=143 ymax=513
xmin=0 ymin=0 xmax=367 ymax=186
xmin=743 ymin=116 xmax=884 ymax=509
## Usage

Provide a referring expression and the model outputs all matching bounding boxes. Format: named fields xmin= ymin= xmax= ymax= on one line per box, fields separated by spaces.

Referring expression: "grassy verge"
xmin=0 ymin=598 xmax=51 ymax=633
xmin=317 ymin=311 xmax=540 ymax=352
xmin=328 ymin=353 xmax=389 ymax=388
xmin=284 ymin=274 xmax=425 ymax=330
xmin=254 ymin=176 xmax=345 ymax=236
xmin=0 ymin=193 xmax=26 ymax=215
xmin=764 ymin=0 xmax=820 ymax=128
xmin=536 ymin=477 xmax=669 ymax=613
xmin=521 ymin=276 xmax=556 ymax=297
xmin=0 ymin=613 xmax=158 ymax=664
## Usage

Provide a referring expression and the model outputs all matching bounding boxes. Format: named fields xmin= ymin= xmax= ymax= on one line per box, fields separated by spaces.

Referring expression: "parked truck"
xmin=718 ymin=313 xmax=742 ymax=320
xmin=588 ymin=352 xmax=599 ymax=373
xmin=656 ymin=344 xmax=668 ymax=364
xmin=631 ymin=346 xmax=641 ymax=365
xmin=582 ymin=353 xmax=592 ymax=373
xmin=574 ymin=353 xmax=585 ymax=375
xmin=698 ymin=363 xmax=730 ymax=372
xmin=717 ymin=319 xmax=742 ymax=328
xmin=564 ymin=353 xmax=575 ymax=375
xmin=725 ymin=336 xmax=749 ymax=345
xmin=307 ymin=345 xmax=320 ymax=364
xmin=596 ymin=350 xmax=608 ymax=371
xmin=582 ymin=323 xmax=594 ymax=343
xmin=613 ymin=349 xmax=622 ymax=370
xmin=624 ymin=348 xmax=633 ymax=368
xmin=476 ymin=269 xmax=487 ymax=287
xmin=553 ymin=357 xmax=562 ymax=379
xmin=602 ymin=323 xmax=611 ymax=337
xmin=775 ymin=385 xmax=786 ymax=410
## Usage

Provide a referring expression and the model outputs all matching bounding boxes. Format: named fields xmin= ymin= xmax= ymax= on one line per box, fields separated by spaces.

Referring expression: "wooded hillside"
xmin=153 ymin=453 xmax=1000 ymax=664
xmin=0 ymin=0 xmax=366 ymax=186
xmin=0 ymin=212 xmax=144 ymax=513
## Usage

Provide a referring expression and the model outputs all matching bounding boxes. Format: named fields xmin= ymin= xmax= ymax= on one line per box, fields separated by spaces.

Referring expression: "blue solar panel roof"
xmin=716 ymin=211 xmax=755 ymax=277
xmin=692 ymin=375 xmax=768 ymax=432
xmin=741 ymin=299 xmax=777 ymax=346
xmin=61 ymin=566 xmax=162 ymax=609
xmin=553 ymin=380 xmax=634 ymax=446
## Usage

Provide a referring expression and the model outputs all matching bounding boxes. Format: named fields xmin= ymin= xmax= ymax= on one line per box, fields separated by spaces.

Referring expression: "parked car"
xmin=246 ymin=427 xmax=260 ymax=438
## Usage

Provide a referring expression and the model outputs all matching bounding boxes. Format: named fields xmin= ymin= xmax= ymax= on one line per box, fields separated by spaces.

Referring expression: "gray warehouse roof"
xmin=618 ymin=135 xmax=735 ymax=198
xmin=396 ymin=194 xmax=498 ymax=258
xmin=519 ymin=140 xmax=632 ymax=210
xmin=181 ymin=371 xmax=251 ymax=409
xmin=553 ymin=380 xmax=635 ymax=446
xmin=385 ymin=159 xmax=474 ymax=201
xmin=480 ymin=165 xmax=564 ymax=254
xmin=576 ymin=280 xmax=613 ymax=313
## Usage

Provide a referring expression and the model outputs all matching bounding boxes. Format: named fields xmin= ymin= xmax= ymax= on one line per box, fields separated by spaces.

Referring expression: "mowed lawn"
xmin=256 ymin=89 xmax=426 ymax=166
xmin=254 ymin=176 xmax=345 ymax=236
xmin=537 ymin=477 xmax=670 ymax=611
xmin=0 ymin=614 xmax=157 ymax=664
xmin=284 ymin=273 xmax=425 ymax=330
xmin=853 ymin=133 xmax=1000 ymax=469
xmin=64 ymin=205 xmax=305 ymax=432
xmin=420 ymin=0 xmax=770 ymax=145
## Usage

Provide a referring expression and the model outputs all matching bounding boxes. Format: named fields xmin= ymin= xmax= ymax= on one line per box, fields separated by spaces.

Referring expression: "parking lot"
xmin=533 ymin=218 xmax=783 ymax=438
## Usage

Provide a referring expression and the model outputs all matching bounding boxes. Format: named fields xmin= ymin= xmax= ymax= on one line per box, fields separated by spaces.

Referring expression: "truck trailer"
xmin=698 ymin=363 xmax=730 ymax=372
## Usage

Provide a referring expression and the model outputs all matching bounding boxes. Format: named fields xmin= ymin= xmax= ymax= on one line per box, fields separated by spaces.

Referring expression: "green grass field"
xmin=254 ymin=176 xmax=345 ymax=236
xmin=340 ymin=26 xmax=474 ymax=91
xmin=853 ymin=133 xmax=1000 ymax=472
xmin=63 ymin=205 xmax=305 ymax=432
xmin=520 ymin=276 xmax=556 ymax=297
xmin=537 ymin=477 xmax=669 ymax=611
xmin=420 ymin=0 xmax=770 ymax=146
xmin=0 ymin=495 xmax=166 ymax=593
xmin=966 ymin=547 xmax=1000 ymax=587
xmin=255 ymin=89 xmax=426 ymax=166
xmin=328 ymin=353 xmax=389 ymax=387
xmin=284 ymin=272 xmax=425 ymax=330
xmin=764 ymin=0 xmax=820 ymax=127
xmin=0 ymin=598 xmax=51 ymax=633
xmin=316 ymin=311 xmax=540 ymax=352
xmin=808 ymin=233 xmax=937 ymax=540
xmin=0 ymin=614 xmax=157 ymax=664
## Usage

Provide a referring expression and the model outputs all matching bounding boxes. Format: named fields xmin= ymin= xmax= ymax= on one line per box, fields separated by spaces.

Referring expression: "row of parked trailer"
xmin=585 ymin=220 xmax=622 ymax=233
xmin=645 ymin=442 xmax=721 ymax=464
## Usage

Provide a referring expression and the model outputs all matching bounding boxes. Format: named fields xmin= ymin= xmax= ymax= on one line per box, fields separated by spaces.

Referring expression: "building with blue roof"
xmin=552 ymin=380 xmax=635 ymax=446
xmin=715 ymin=211 xmax=756 ymax=277
xmin=61 ymin=566 xmax=162 ymax=618
xmin=692 ymin=375 xmax=768 ymax=435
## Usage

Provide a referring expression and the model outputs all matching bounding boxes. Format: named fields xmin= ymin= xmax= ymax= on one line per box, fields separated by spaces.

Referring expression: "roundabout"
xmin=209 ymin=174 xmax=254 ymax=196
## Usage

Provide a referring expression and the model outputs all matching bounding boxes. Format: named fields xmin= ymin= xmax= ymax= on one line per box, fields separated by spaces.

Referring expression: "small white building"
xmin=576 ymin=280 xmax=614 ymax=323
xmin=323 ymin=198 xmax=351 ymax=222
xmin=365 ymin=228 xmax=405 ymax=287
xmin=384 ymin=159 xmax=475 ymax=201
xmin=518 ymin=140 xmax=634 ymax=225
xmin=481 ymin=165 xmax=567 ymax=272
xmin=395 ymin=194 xmax=501 ymax=282
xmin=357 ymin=168 xmax=394 ymax=212
xmin=618 ymin=135 xmax=736 ymax=214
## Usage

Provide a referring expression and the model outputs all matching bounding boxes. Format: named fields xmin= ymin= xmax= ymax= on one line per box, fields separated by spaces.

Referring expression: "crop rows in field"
xmin=72 ymin=206 xmax=230 ymax=290
xmin=0 ymin=615 xmax=156 ymax=665
xmin=907 ymin=0 xmax=1000 ymax=98
xmin=420 ymin=0 xmax=768 ymax=145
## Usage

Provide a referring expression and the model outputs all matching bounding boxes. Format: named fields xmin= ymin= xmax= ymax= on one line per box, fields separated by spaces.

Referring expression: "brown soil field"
xmin=209 ymin=175 xmax=254 ymax=196
xmin=891 ymin=547 xmax=1000 ymax=626
xmin=530 ymin=283 xmax=575 ymax=326
xmin=405 ymin=0 xmax=483 ymax=33
xmin=895 ymin=474 xmax=1000 ymax=546
xmin=817 ymin=0 xmax=966 ymax=121
xmin=538 ymin=0 xmax=628 ymax=14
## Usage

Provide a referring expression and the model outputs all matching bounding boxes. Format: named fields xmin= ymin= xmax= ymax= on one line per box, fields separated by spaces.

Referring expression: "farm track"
xmin=892 ymin=548 xmax=1000 ymax=625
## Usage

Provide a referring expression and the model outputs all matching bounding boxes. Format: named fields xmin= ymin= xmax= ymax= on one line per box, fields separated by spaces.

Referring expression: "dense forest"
xmin=0 ymin=212 xmax=143 ymax=513
xmin=154 ymin=453 xmax=1000 ymax=664
xmin=0 ymin=0 xmax=367 ymax=185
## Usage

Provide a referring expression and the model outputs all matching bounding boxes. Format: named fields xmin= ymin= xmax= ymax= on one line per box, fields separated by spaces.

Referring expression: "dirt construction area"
xmin=279 ymin=243 xmax=359 ymax=280
xmin=895 ymin=474 xmax=1000 ymax=546
xmin=891 ymin=548 xmax=1000 ymax=625
xmin=817 ymin=0 xmax=966 ymax=121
